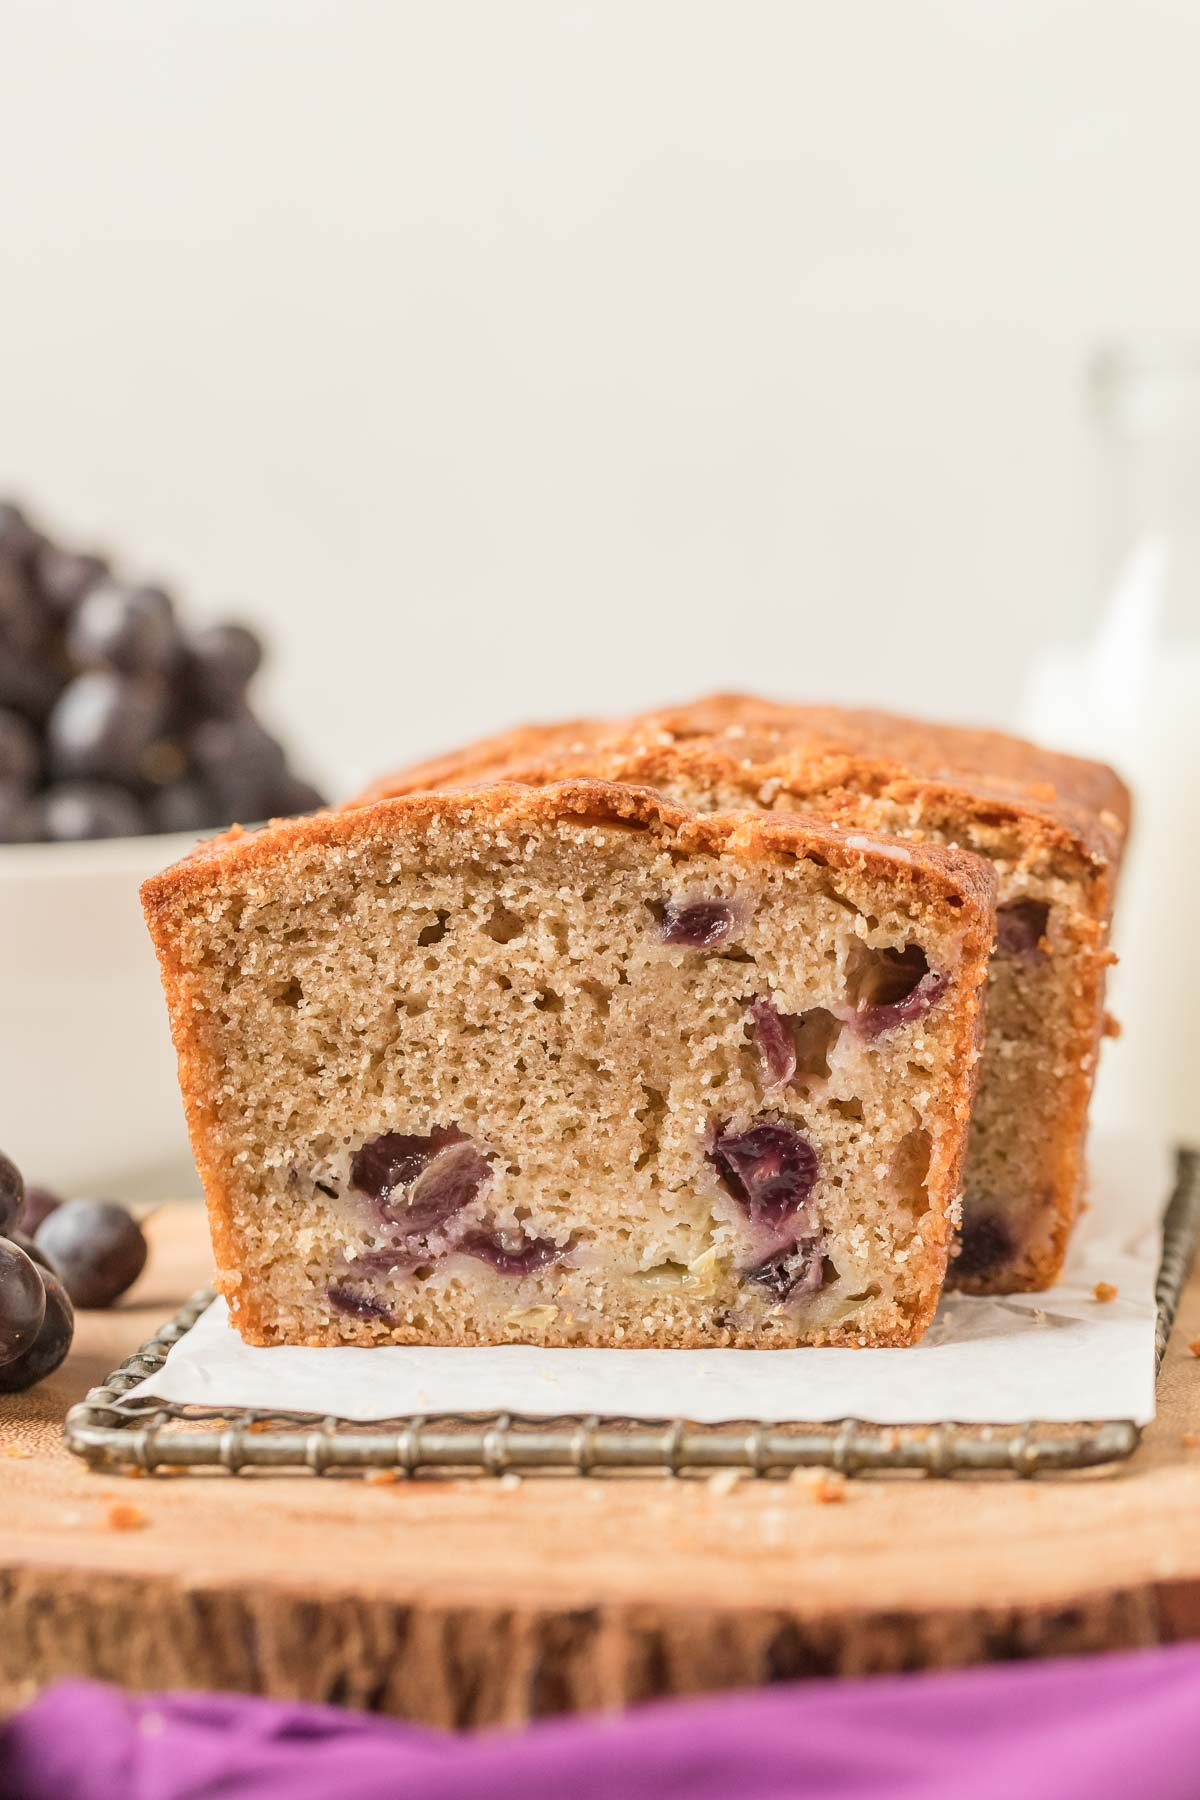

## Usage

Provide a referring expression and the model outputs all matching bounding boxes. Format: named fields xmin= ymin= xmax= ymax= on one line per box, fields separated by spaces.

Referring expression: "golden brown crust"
xmin=142 ymin=775 xmax=998 ymax=918
xmin=143 ymin=778 xmax=996 ymax=1351
xmin=354 ymin=693 xmax=1130 ymax=880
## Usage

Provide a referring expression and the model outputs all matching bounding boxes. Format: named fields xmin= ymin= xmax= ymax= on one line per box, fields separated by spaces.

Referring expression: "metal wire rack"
xmin=64 ymin=1149 xmax=1199 ymax=1481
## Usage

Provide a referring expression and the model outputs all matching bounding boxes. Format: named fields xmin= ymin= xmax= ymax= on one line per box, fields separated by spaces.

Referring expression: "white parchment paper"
xmin=129 ymin=1129 xmax=1170 ymax=1427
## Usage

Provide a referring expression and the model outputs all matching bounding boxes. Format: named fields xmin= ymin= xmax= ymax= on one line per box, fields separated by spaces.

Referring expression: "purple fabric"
xmin=2 ymin=1643 xmax=1199 ymax=1800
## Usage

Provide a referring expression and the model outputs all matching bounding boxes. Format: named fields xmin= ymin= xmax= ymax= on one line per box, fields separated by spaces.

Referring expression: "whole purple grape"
xmin=190 ymin=709 xmax=286 ymax=823
xmin=185 ymin=622 xmax=263 ymax=714
xmin=0 ymin=1149 xmax=25 ymax=1236
xmin=0 ymin=1268 xmax=74 ymax=1391
xmin=34 ymin=545 xmax=108 ymax=618
xmin=19 ymin=1185 xmax=62 ymax=1236
xmin=147 ymin=777 xmax=218 ymax=835
xmin=0 ymin=1239 xmax=47 ymax=1364
xmin=8 ymin=1230 xmax=57 ymax=1274
xmin=35 ymin=1198 xmax=148 ymax=1307
xmin=33 ymin=781 xmax=146 ymax=842
xmin=47 ymin=669 xmax=166 ymax=785
xmin=67 ymin=581 xmax=179 ymax=675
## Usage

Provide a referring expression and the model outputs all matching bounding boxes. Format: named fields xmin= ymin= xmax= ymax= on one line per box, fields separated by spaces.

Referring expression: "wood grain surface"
xmin=1 ymin=1203 xmax=1198 ymax=1725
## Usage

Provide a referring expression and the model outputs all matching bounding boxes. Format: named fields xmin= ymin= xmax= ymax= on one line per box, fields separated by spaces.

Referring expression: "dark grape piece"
xmin=744 ymin=1237 xmax=830 ymax=1302
xmin=659 ymin=897 xmax=737 ymax=949
xmin=955 ymin=1211 xmax=1015 ymax=1281
xmin=846 ymin=941 xmax=947 ymax=1039
xmin=147 ymin=777 xmax=219 ymax=835
xmin=855 ymin=970 xmax=947 ymax=1039
xmin=189 ymin=709 xmax=287 ymax=822
xmin=0 ymin=1149 xmax=25 ymax=1236
xmin=351 ymin=1125 xmax=467 ymax=1200
xmin=185 ymin=622 xmax=264 ymax=714
xmin=33 ymin=781 xmax=146 ymax=842
xmin=709 ymin=1121 xmax=819 ymax=1232
xmin=0 ymin=1269 xmax=74 ymax=1391
xmin=19 ymin=1185 xmax=62 ymax=1235
xmin=8 ymin=1230 xmax=56 ymax=1273
xmin=327 ymin=1284 xmax=393 ymax=1322
xmin=460 ymin=1229 xmax=570 ymax=1275
xmin=47 ymin=669 xmax=167 ymax=784
xmin=350 ymin=1126 xmax=490 ymax=1235
xmin=749 ymin=997 xmax=797 ymax=1089
xmin=404 ymin=1141 xmax=492 ymax=1234
xmin=66 ymin=581 xmax=179 ymax=675
xmin=0 ymin=707 xmax=39 ymax=786
xmin=35 ymin=1199 xmax=148 ymax=1307
xmin=996 ymin=900 xmax=1050 ymax=960
xmin=34 ymin=545 xmax=108 ymax=618
xmin=0 ymin=1239 xmax=47 ymax=1364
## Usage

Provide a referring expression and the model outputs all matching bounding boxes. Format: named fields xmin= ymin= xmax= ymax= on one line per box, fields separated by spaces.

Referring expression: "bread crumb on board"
xmin=706 ymin=1469 xmax=741 ymax=1498
xmin=363 ymin=1468 xmax=400 ymax=1486
xmin=1093 ymin=1281 xmax=1118 ymax=1304
xmin=104 ymin=1502 xmax=147 ymax=1531
xmin=790 ymin=1468 xmax=847 ymax=1503
xmin=1187 ymin=1339 xmax=1200 ymax=1359
xmin=1182 ymin=1432 xmax=1200 ymax=1449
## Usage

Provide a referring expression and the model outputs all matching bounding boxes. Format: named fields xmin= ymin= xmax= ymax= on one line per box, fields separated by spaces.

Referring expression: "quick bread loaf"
xmin=143 ymin=779 xmax=995 ymax=1348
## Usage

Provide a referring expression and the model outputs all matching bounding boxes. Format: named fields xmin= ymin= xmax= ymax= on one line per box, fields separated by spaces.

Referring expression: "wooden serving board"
xmin=1 ymin=1203 xmax=1198 ymax=1726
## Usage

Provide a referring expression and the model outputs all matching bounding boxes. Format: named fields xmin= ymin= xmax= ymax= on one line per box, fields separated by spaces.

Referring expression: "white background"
xmin=3 ymin=1 xmax=1199 ymax=795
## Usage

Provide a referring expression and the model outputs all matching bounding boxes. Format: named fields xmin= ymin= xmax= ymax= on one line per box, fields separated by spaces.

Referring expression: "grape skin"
xmin=0 ymin=1239 xmax=47 ymax=1365
xmin=0 ymin=1270 xmax=74 ymax=1392
xmin=35 ymin=1199 xmax=148 ymax=1308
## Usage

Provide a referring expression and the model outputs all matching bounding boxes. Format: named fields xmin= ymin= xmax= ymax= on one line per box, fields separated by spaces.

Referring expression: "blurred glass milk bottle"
xmin=1022 ymin=340 xmax=1200 ymax=1143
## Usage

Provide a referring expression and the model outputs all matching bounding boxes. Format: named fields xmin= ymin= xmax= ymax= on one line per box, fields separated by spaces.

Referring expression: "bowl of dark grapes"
xmin=0 ymin=499 xmax=327 ymax=1197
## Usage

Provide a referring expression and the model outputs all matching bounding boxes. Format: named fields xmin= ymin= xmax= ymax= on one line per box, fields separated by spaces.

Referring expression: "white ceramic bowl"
xmin=0 ymin=831 xmax=202 ymax=1203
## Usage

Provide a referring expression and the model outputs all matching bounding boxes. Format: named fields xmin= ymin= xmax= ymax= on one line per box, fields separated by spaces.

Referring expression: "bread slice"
xmin=142 ymin=780 xmax=995 ymax=1349
xmin=359 ymin=696 xmax=1129 ymax=1294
